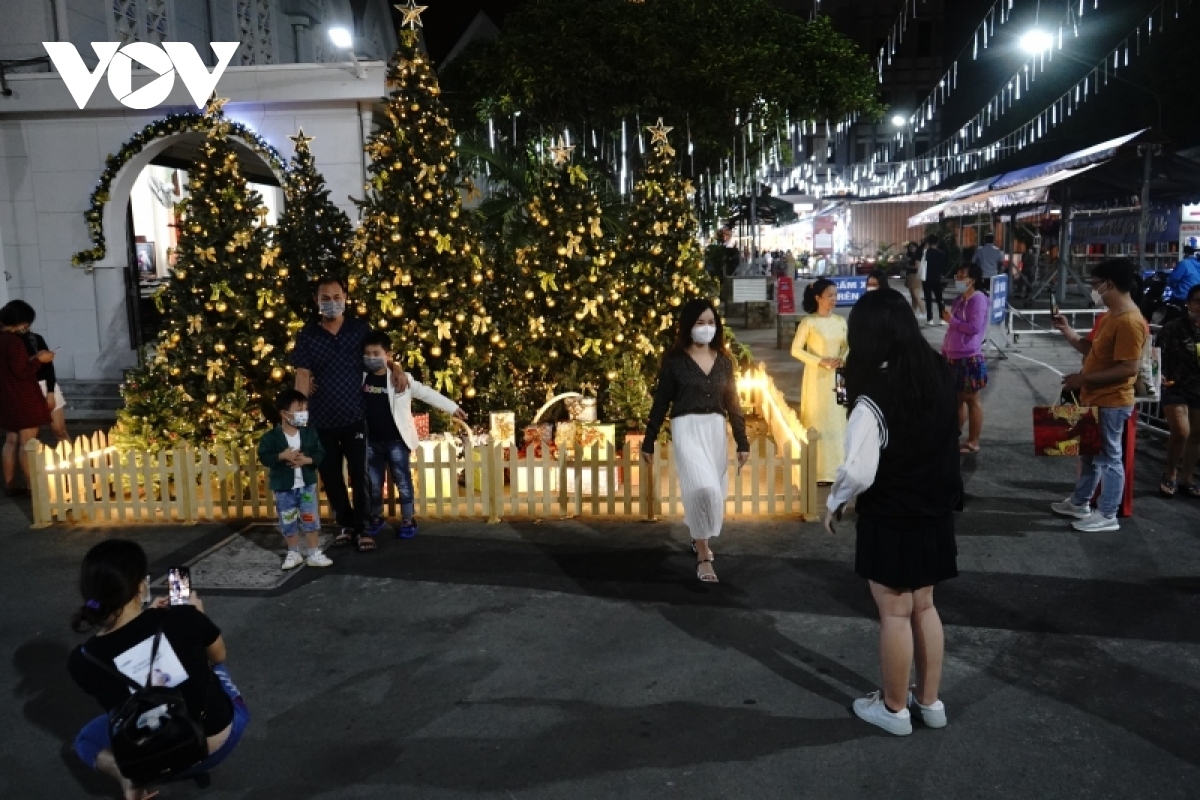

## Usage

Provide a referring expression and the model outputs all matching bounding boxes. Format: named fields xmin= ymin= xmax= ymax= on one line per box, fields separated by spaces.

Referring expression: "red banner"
xmin=776 ymin=276 xmax=795 ymax=314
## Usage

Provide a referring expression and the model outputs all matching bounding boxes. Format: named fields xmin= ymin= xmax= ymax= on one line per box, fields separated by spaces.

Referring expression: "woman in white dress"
xmin=642 ymin=300 xmax=750 ymax=583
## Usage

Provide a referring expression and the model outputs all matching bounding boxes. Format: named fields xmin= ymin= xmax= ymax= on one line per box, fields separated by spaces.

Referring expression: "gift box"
xmin=490 ymin=411 xmax=516 ymax=447
xmin=575 ymin=422 xmax=616 ymax=452
xmin=520 ymin=424 xmax=554 ymax=458
xmin=413 ymin=413 xmax=431 ymax=440
xmin=564 ymin=423 xmax=619 ymax=495
xmin=554 ymin=421 xmax=578 ymax=454
xmin=1033 ymin=403 xmax=1101 ymax=457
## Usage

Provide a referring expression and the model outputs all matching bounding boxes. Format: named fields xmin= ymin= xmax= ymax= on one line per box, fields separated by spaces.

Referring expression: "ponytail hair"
xmin=70 ymin=539 xmax=148 ymax=633
xmin=802 ymin=278 xmax=835 ymax=314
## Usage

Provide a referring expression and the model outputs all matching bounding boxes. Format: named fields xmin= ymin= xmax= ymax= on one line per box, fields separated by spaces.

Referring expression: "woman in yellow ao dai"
xmin=790 ymin=279 xmax=849 ymax=483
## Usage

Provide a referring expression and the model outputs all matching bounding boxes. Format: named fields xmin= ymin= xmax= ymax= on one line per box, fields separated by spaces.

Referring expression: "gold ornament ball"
xmin=548 ymin=349 xmax=558 ymax=358
xmin=606 ymin=371 xmax=617 ymax=380
xmin=206 ymin=393 xmax=218 ymax=403
xmin=455 ymin=313 xmax=466 ymax=323
xmin=277 ymin=267 xmax=288 ymax=277
xmin=423 ymin=191 xmax=433 ymax=201
xmin=264 ymin=310 xmax=275 ymax=319
xmin=556 ymin=246 xmax=567 ymax=256
xmin=214 ymin=342 xmax=226 ymax=353
xmin=524 ymin=290 xmax=535 ymax=300
xmin=450 ymin=209 xmax=459 ymax=220
xmin=391 ymin=232 xmax=401 ymax=242
xmin=271 ymin=367 xmax=284 ymax=380
xmin=430 ymin=346 xmax=442 ymax=357
xmin=465 ymin=387 xmax=477 ymax=398
xmin=215 ymin=301 xmax=228 ymax=312
xmin=471 ymin=272 xmax=483 ymax=284
xmin=170 ymin=367 xmax=181 ymax=376
xmin=410 ymin=103 xmax=420 ymax=112
xmin=466 ymin=346 xmax=475 ymax=355
xmin=546 ymin=298 xmax=557 ymax=308
xmin=390 ymin=215 xmax=400 ymax=224
xmin=605 ymin=343 xmax=614 ymax=351
xmin=616 ymin=333 xmax=625 ymax=342
xmin=669 ymin=296 xmax=682 ymax=307
xmin=588 ymin=274 xmax=597 ymax=283
xmin=391 ymin=306 xmax=402 ymax=317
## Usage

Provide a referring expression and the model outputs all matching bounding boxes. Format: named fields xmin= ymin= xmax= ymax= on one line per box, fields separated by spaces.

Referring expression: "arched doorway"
xmin=122 ymin=134 xmax=284 ymax=351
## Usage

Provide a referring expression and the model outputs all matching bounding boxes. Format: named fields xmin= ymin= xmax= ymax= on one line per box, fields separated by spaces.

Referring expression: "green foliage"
xmin=116 ymin=104 xmax=298 ymax=452
xmin=441 ymin=0 xmax=884 ymax=173
xmin=275 ymin=134 xmax=353 ymax=317
xmin=351 ymin=30 xmax=493 ymax=412
xmin=606 ymin=352 xmax=652 ymax=435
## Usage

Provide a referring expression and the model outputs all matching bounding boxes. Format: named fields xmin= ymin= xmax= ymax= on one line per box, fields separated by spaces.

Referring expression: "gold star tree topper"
xmin=396 ymin=0 xmax=428 ymax=29
xmin=203 ymin=93 xmax=229 ymax=117
xmin=646 ymin=118 xmax=673 ymax=146
xmin=288 ymin=128 xmax=315 ymax=151
xmin=548 ymin=136 xmax=576 ymax=167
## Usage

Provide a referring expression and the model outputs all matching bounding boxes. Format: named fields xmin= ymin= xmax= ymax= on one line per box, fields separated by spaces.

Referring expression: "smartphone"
xmin=168 ymin=567 xmax=191 ymax=606
xmin=834 ymin=367 xmax=848 ymax=406
xmin=1051 ymin=300 xmax=1060 ymax=317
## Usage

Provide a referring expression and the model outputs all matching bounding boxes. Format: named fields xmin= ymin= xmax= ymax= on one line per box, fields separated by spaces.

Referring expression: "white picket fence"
xmin=27 ymin=366 xmax=819 ymax=527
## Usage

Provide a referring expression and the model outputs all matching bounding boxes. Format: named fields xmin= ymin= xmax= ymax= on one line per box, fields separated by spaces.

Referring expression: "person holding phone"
xmin=0 ymin=301 xmax=54 ymax=495
xmin=791 ymin=279 xmax=849 ymax=484
xmin=642 ymin=299 xmax=750 ymax=583
xmin=823 ymin=288 xmax=961 ymax=736
xmin=942 ymin=263 xmax=990 ymax=454
xmin=67 ymin=540 xmax=249 ymax=799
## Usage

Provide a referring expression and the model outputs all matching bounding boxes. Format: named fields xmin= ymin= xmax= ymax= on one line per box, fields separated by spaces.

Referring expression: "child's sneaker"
xmin=305 ymin=551 xmax=333 ymax=568
xmin=852 ymin=691 xmax=912 ymax=736
xmin=907 ymin=687 xmax=947 ymax=728
xmin=398 ymin=519 xmax=418 ymax=539
xmin=282 ymin=550 xmax=305 ymax=571
xmin=366 ymin=515 xmax=387 ymax=537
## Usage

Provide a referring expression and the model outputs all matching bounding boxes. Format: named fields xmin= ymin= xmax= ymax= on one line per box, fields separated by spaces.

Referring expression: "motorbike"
xmin=1140 ymin=270 xmax=1186 ymax=326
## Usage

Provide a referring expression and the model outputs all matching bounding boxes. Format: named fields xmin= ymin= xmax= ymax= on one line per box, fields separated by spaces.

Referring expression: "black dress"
xmin=852 ymin=369 xmax=960 ymax=590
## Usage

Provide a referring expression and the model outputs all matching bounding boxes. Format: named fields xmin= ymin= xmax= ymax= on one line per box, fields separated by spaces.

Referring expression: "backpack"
xmin=81 ymin=619 xmax=208 ymax=784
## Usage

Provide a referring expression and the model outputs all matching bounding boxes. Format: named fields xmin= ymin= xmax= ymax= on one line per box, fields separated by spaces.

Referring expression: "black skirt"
xmin=855 ymin=512 xmax=958 ymax=591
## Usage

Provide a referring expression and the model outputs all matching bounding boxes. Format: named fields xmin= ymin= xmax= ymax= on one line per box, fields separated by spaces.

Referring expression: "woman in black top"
xmin=67 ymin=540 xmax=249 ymax=798
xmin=823 ymin=289 xmax=960 ymax=736
xmin=642 ymin=299 xmax=750 ymax=583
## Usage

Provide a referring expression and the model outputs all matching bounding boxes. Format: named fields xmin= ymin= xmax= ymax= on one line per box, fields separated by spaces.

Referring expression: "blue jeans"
xmin=1071 ymin=406 xmax=1133 ymax=517
xmin=75 ymin=664 xmax=249 ymax=777
xmin=367 ymin=438 xmax=414 ymax=520
xmin=273 ymin=485 xmax=320 ymax=539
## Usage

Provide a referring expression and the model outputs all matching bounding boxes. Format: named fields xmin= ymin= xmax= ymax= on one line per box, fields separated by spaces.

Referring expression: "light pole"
xmin=328 ymin=27 xmax=365 ymax=80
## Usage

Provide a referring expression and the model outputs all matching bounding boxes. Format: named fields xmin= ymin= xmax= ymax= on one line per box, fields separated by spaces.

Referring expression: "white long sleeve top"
xmin=826 ymin=397 xmax=888 ymax=512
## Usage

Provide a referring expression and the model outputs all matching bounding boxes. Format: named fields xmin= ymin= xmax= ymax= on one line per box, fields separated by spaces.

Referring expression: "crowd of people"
xmin=39 ymin=247 xmax=1200 ymax=795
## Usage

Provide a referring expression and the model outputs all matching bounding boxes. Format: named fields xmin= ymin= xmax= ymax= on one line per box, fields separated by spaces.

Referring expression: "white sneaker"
xmin=1050 ymin=498 xmax=1091 ymax=519
xmin=907 ymin=688 xmax=947 ymax=728
xmin=305 ymin=551 xmax=334 ymax=568
xmin=282 ymin=550 xmax=305 ymax=570
xmin=1071 ymin=510 xmax=1120 ymax=532
xmin=852 ymin=691 xmax=912 ymax=736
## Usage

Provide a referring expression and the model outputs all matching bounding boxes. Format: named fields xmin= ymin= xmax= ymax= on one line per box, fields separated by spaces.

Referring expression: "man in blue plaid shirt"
xmin=292 ymin=276 xmax=407 ymax=551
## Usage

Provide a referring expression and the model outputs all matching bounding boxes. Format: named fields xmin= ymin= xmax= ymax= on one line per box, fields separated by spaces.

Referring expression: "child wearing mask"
xmin=257 ymin=389 xmax=331 ymax=570
xmin=361 ymin=331 xmax=467 ymax=538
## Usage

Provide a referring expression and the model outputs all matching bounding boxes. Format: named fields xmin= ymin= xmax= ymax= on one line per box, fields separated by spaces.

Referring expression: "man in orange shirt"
xmin=1050 ymin=259 xmax=1147 ymax=532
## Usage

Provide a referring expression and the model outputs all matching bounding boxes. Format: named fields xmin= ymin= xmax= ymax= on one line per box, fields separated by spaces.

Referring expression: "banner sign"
xmin=776 ymin=276 xmax=795 ymax=314
xmin=813 ymin=215 xmax=836 ymax=254
xmin=1072 ymin=207 xmax=1180 ymax=245
xmin=990 ymin=274 xmax=1009 ymax=324
xmin=832 ymin=276 xmax=868 ymax=307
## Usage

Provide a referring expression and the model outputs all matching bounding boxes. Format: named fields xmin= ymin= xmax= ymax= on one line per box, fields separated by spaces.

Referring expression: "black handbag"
xmin=81 ymin=618 xmax=208 ymax=784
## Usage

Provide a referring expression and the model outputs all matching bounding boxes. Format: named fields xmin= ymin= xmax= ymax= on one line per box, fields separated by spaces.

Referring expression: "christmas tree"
xmin=116 ymin=96 xmax=298 ymax=452
xmin=620 ymin=119 xmax=719 ymax=363
xmin=350 ymin=14 xmax=492 ymax=411
xmin=275 ymin=128 xmax=354 ymax=318
xmin=496 ymin=139 xmax=625 ymax=418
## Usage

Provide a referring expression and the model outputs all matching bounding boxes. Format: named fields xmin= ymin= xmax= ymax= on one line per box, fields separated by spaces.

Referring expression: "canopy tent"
xmin=907 ymin=164 xmax=1100 ymax=227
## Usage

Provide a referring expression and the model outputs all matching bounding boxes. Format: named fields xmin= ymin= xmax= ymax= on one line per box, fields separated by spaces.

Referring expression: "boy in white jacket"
xmin=361 ymin=331 xmax=467 ymax=538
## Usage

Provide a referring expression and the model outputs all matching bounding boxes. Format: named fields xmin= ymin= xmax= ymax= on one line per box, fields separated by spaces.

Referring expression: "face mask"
xmin=691 ymin=324 xmax=717 ymax=345
xmin=363 ymin=356 xmax=387 ymax=372
xmin=287 ymin=410 xmax=309 ymax=427
xmin=955 ymin=280 xmax=970 ymax=292
xmin=318 ymin=300 xmax=345 ymax=319
xmin=866 ymin=285 xmax=878 ymax=292
xmin=1090 ymin=285 xmax=1106 ymax=306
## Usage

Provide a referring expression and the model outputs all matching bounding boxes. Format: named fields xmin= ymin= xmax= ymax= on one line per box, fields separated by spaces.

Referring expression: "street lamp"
xmin=328 ymin=26 xmax=364 ymax=79
xmin=1019 ymin=29 xmax=1054 ymax=55
xmin=891 ymin=114 xmax=907 ymax=128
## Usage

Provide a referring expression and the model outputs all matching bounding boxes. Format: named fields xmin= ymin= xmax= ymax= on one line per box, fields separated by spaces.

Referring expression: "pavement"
xmin=3 ymin=302 xmax=1200 ymax=799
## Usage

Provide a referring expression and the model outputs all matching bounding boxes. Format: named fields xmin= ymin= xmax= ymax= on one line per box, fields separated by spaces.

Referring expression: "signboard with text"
xmin=813 ymin=215 xmax=836 ymax=254
xmin=832 ymin=276 xmax=868 ymax=307
xmin=776 ymin=276 xmax=795 ymax=314
xmin=990 ymin=274 xmax=1009 ymax=324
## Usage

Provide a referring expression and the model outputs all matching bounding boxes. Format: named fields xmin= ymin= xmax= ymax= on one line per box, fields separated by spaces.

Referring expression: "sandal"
xmin=1183 ymin=483 xmax=1200 ymax=498
xmin=333 ymin=528 xmax=354 ymax=547
xmin=689 ymin=540 xmax=714 ymax=562
xmin=696 ymin=556 xmax=718 ymax=584
xmin=959 ymin=443 xmax=980 ymax=455
xmin=1160 ymin=476 xmax=1178 ymax=497
xmin=356 ymin=535 xmax=376 ymax=553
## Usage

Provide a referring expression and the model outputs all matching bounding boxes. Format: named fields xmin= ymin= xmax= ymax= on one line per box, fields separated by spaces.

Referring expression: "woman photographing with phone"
xmin=823 ymin=289 xmax=961 ymax=736
xmin=642 ymin=299 xmax=750 ymax=583
xmin=67 ymin=540 xmax=249 ymax=799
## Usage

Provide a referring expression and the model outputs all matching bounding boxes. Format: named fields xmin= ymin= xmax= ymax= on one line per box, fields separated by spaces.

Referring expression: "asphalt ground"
xmin=2 ymin=312 xmax=1199 ymax=799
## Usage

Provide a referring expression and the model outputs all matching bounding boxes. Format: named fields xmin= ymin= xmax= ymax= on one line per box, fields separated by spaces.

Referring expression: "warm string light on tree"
xmin=116 ymin=95 xmax=300 ymax=452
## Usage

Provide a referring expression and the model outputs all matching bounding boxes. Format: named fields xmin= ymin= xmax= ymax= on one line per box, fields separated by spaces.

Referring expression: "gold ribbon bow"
xmin=205 ymin=359 xmax=225 ymax=381
xmin=434 ymin=369 xmax=453 ymax=393
xmin=417 ymin=164 xmax=435 ymax=184
xmin=435 ymin=320 xmax=452 ymax=340
xmin=210 ymin=281 xmax=234 ymax=302
xmin=653 ymin=221 xmax=670 ymax=236
xmin=377 ymin=291 xmax=398 ymax=314
xmin=564 ymin=233 xmax=583 ymax=258
xmin=590 ymin=217 xmax=603 ymax=239
xmin=194 ymin=245 xmax=216 ymax=262
xmin=568 ymin=164 xmax=588 ymax=185
xmin=261 ymin=247 xmax=280 ymax=268
xmin=580 ymin=338 xmax=603 ymax=355
xmin=471 ymin=314 xmax=490 ymax=335
xmin=187 ymin=314 xmax=203 ymax=334
xmin=435 ymin=233 xmax=452 ymax=253
xmin=538 ymin=272 xmax=559 ymax=292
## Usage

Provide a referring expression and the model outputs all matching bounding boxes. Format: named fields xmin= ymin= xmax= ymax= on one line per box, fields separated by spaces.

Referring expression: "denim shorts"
xmin=74 ymin=663 xmax=249 ymax=777
xmin=274 ymin=484 xmax=320 ymax=536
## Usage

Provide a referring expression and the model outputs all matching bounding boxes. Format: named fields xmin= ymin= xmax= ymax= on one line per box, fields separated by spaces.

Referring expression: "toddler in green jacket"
xmin=256 ymin=389 xmax=332 ymax=570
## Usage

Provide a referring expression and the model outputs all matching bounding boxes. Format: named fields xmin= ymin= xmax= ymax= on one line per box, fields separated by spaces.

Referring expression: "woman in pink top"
xmin=941 ymin=263 xmax=990 ymax=454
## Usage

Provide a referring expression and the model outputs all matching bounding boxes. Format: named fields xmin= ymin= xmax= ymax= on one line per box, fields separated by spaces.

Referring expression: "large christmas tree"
xmin=275 ymin=128 xmax=353 ymax=318
xmin=116 ymin=97 xmax=297 ymax=451
xmin=496 ymin=139 xmax=625 ymax=417
xmin=618 ymin=119 xmax=719 ymax=375
xmin=351 ymin=18 xmax=492 ymax=409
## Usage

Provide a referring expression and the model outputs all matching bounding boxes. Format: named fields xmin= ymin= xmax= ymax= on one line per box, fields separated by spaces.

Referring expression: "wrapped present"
xmin=1033 ymin=403 xmax=1101 ymax=457
xmin=564 ymin=423 xmax=619 ymax=495
xmin=521 ymin=424 xmax=554 ymax=458
xmin=576 ymin=422 xmax=616 ymax=452
xmin=413 ymin=412 xmax=431 ymax=440
xmin=490 ymin=411 xmax=516 ymax=447
xmin=554 ymin=421 xmax=578 ymax=454
xmin=565 ymin=395 xmax=598 ymax=421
